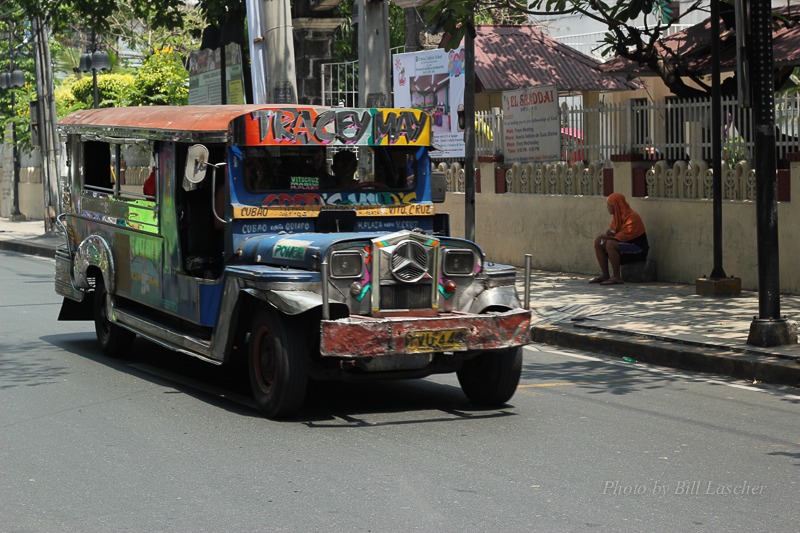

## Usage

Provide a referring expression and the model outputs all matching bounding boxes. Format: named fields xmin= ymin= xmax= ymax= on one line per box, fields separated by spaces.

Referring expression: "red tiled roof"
xmin=466 ymin=25 xmax=644 ymax=93
xmin=599 ymin=6 xmax=800 ymax=77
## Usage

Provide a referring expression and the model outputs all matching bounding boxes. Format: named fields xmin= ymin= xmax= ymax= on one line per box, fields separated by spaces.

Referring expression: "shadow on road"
xmin=38 ymin=332 xmax=520 ymax=425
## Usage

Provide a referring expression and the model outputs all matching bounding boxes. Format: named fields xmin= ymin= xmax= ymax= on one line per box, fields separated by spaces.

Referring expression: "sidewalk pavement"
xmin=2 ymin=217 xmax=799 ymax=387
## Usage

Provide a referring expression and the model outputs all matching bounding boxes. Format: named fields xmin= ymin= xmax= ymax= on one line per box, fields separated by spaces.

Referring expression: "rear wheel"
xmin=93 ymin=276 xmax=135 ymax=357
xmin=248 ymin=306 xmax=308 ymax=418
xmin=457 ymin=347 xmax=522 ymax=406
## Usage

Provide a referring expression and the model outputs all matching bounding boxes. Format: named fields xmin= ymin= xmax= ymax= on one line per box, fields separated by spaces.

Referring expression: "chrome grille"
xmin=390 ymin=240 xmax=428 ymax=282
xmin=380 ymin=284 xmax=432 ymax=309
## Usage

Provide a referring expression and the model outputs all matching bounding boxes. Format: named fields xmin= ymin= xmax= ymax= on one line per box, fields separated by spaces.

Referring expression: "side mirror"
xmin=430 ymin=171 xmax=446 ymax=203
xmin=183 ymin=144 xmax=209 ymax=191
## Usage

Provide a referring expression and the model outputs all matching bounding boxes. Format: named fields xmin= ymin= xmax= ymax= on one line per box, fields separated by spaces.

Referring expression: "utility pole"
xmin=463 ymin=12 xmax=476 ymax=243
xmin=245 ymin=0 xmax=268 ymax=104
xmin=357 ymin=0 xmax=390 ymax=108
xmin=32 ymin=16 xmax=60 ymax=234
xmin=746 ymin=0 xmax=796 ymax=346
xmin=263 ymin=0 xmax=298 ymax=103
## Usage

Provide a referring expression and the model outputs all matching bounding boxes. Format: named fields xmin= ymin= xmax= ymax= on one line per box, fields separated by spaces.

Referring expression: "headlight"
xmin=330 ymin=251 xmax=363 ymax=278
xmin=443 ymin=249 xmax=475 ymax=276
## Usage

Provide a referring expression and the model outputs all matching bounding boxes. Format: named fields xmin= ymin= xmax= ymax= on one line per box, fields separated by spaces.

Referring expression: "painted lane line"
xmin=518 ymin=377 xmax=643 ymax=388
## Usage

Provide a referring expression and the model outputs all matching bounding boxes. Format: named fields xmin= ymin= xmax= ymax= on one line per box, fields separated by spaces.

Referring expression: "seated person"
xmin=330 ymin=150 xmax=358 ymax=189
xmin=590 ymin=193 xmax=649 ymax=286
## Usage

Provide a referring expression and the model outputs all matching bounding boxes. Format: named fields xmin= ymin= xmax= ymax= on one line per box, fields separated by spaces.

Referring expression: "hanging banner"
xmin=392 ymin=48 xmax=466 ymax=159
xmin=502 ymin=85 xmax=560 ymax=163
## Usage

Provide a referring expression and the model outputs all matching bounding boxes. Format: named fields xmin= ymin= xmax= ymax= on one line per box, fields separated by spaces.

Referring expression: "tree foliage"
xmin=126 ymin=47 xmax=188 ymax=106
xmin=0 ymin=16 xmax=37 ymax=155
xmin=423 ymin=0 xmax=715 ymax=98
xmin=17 ymin=0 xmax=187 ymax=34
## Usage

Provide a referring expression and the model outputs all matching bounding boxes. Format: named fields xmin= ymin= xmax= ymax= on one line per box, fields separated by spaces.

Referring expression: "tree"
xmin=423 ymin=0 xmax=734 ymax=99
xmin=0 ymin=18 xmax=37 ymax=155
xmin=17 ymin=0 xmax=186 ymax=34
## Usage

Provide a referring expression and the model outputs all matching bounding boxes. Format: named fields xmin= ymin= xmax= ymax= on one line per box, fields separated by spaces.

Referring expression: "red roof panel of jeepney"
xmin=58 ymin=105 xmax=326 ymax=132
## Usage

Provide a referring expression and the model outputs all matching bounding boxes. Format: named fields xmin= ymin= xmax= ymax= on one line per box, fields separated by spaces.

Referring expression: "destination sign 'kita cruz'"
xmin=234 ymin=203 xmax=436 ymax=219
xmin=234 ymin=108 xmax=431 ymax=147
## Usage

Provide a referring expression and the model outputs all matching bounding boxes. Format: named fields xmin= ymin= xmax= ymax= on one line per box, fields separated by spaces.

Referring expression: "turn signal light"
xmin=443 ymin=280 xmax=458 ymax=294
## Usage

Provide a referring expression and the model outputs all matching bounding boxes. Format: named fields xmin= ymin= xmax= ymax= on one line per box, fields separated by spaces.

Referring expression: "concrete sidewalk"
xmin=2 ymin=217 xmax=799 ymax=387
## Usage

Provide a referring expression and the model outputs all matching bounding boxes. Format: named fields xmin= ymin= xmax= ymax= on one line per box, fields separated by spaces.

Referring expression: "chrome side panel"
xmin=74 ymin=234 xmax=115 ymax=293
xmin=55 ymin=249 xmax=85 ymax=302
xmin=210 ymin=276 xmax=245 ymax=362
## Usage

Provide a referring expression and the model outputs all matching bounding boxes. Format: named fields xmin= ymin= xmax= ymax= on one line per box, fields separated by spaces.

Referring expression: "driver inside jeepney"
xmin=242 ymin=145 xmax=419 ymax=193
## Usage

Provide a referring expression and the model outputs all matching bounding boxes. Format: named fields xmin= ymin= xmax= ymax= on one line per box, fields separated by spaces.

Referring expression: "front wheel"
xmin=248 ymin=306 xmax=308 ymax=418
xmin=457 ymin=347 xmax=522 ymax=406
xmin=93 ymin=276 xmax=135 ymax=357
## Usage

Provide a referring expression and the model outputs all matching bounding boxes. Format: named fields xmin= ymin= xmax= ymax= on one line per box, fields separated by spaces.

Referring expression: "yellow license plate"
xmin=405 ymin=328 xmax=467 ymax=353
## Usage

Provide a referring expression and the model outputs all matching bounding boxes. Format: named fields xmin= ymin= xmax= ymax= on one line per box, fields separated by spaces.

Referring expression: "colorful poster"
xmin=502 ymin=85 xmax=560 ymax=163
xmin=392 ymin=48 xmax=466 ymax=159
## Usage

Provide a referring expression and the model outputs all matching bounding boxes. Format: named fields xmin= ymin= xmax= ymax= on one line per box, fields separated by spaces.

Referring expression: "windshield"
xmin=242 ymin=145 xmax=420 ymax=193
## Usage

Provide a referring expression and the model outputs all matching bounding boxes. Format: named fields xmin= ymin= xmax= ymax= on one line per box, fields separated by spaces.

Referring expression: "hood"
xmin=237 ymin=232 xmax=373 ymax=270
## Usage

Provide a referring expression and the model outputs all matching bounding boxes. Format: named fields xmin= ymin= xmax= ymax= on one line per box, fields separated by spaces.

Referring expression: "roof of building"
xmin=467 ymin=25 xmax=644 ymax=93
xmin=598 ymin=6 xmax=800 ymax=78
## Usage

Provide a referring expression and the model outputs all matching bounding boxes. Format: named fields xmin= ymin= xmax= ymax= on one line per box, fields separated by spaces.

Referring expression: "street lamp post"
xmin=78 ymin=29 xmax=110 ymax=109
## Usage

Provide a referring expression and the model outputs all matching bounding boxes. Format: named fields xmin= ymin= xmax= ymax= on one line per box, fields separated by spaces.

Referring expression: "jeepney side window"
xmin=117 ymin=142 xmax=155 ymax=202
xmin=82 ymin=141 xmax=113 ymax=193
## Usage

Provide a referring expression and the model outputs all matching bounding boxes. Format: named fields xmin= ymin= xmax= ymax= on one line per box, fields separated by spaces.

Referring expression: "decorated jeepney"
xmin=54 ymin=104 xmax=531 ymax=418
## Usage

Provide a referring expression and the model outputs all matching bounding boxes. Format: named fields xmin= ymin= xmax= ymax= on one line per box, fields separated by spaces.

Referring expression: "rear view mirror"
xmin=430 ymin=171 xmax=446 ymax=203
xmin=184 ymin=144 xmax=209 ymax=191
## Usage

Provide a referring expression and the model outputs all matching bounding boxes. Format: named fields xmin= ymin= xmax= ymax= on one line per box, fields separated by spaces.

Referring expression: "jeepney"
xmin=54 ymin=104 xmax=532 ymax=418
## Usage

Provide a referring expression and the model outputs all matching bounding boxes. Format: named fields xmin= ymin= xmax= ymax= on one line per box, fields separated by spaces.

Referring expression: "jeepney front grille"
xmin=380 ymin=283 xmax=432 ymax=309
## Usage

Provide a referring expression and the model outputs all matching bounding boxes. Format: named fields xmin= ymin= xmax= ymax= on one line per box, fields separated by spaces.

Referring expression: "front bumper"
xmin=320 ymin=308 xmax=531 ymax=357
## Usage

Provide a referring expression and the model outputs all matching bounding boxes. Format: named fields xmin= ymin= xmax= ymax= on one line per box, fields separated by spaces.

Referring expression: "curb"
xmin=0 ymin=239 xmax=57 ymax=259
xmin=531 ymin=323 xmax=800 ymax=387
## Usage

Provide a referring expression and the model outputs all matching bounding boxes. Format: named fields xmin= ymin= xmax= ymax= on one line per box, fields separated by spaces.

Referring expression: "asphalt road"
xmin=2 ymin=250 xmax=799 ymax=533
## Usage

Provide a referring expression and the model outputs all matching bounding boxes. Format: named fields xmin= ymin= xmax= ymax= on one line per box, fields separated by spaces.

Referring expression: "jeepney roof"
xmin=58 ymin=105 xmax=433 ymax=147
xmin=58 ymin=105 xmax=324 ymax=143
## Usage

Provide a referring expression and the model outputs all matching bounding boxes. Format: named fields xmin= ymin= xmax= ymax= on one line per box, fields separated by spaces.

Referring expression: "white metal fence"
xmin=475 ymin=95 xmax=800 ymax=168
xmin=321 ymin=46 xmax=405 ymax=107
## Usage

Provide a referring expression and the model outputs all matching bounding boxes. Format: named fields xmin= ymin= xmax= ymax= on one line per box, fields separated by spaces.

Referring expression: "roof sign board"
xmin=502 ymin=85 xmax=560 ymax=163
xmin=236 ymin=108 xmax=431 ymax=147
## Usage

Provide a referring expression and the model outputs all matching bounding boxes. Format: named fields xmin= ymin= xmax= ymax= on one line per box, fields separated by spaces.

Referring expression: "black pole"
xmin=11 ymin=91 xmax=20 ymax=217
xmin=464 ymin=11 xmax=476 ymax=242
xmin=710 ymin=0 xmax=726 ymax=278
xmin=749 ymin=0 xmax=780 ymax=320
xmin=9 ymin=22 xmax=21 ymax=217
xmin=91 ymin=30 xmax=98 ymax=109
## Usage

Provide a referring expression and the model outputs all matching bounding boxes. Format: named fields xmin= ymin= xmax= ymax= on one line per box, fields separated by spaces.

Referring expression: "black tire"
xmin=457 ymin=346 xmax=523 ymax=406
xmin=93 ymin=276 xmax=135 ymax=357
xmin=248 ymin=306 xmax=308 ymax=418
